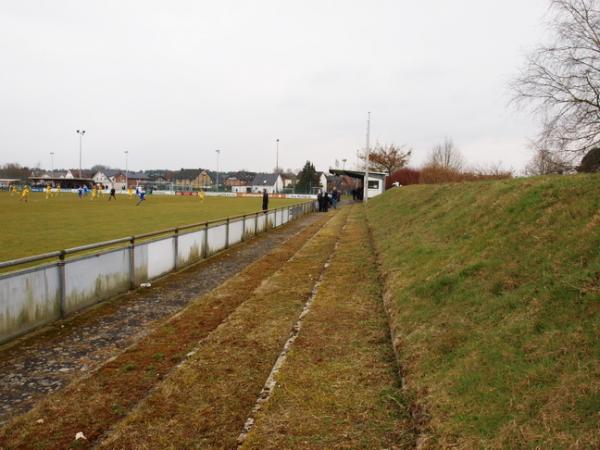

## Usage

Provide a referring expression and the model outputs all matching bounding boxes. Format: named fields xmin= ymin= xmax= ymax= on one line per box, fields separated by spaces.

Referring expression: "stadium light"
xmin=215 ymin=149 xmax=221 ymax=192
xmin=363 ymin=112 xmax=370 ymax=204
xmin=342 ymin=158 xmax=347 ymax=170
xmin=124 ymin=150 xmax=129 ymax=190
xmin=76 ymin=129 xmax=86 ymax=178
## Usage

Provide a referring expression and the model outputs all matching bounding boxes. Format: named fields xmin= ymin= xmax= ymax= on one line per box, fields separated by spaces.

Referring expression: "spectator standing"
xmin=262 ymin=189 xmax=269 ymax=213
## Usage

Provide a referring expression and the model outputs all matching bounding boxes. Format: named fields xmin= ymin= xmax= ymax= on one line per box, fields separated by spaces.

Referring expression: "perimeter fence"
xmin=0 ymin=201 xmax=316 ymax=344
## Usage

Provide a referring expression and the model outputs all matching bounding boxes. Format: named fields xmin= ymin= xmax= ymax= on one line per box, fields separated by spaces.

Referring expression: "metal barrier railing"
xmin=0 ymin=200 xmax=317 ymax=343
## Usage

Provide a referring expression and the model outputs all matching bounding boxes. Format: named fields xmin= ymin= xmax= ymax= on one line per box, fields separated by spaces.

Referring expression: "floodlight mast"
xmin=76 ymin=129 xmax=86 ymax=178
xmin=363 ymin=112 xmax=370 ymax=203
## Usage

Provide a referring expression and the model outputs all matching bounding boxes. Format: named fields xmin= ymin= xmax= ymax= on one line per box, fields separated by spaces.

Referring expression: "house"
xmin=173 ymin=169 xmax=214 ymax=190
xmin=317 ymin=172 xmax=328 ymax=190
xmin=251 ymin=173 xmax=284 ymax=194
xmin=281 ymin=173 xmax=297 ymax=189
xmin=92 ymin=169 xmax=118 ymax=187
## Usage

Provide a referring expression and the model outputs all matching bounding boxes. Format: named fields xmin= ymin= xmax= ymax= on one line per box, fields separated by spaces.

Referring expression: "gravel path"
xmin=0 ymin=213 xmax=324 ymax=423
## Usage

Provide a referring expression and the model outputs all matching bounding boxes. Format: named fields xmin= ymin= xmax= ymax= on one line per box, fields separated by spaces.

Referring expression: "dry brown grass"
xmin=95 ymin=209 xmax=349 ymax=449
xmin=241 ymin=205 xmax=415 ymax=449
xmin=0 ymin=216 xmax=330 ymax=450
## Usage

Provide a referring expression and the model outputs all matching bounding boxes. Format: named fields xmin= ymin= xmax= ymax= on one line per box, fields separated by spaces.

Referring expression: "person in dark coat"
xmin=317 ymin=190 xmax=323 ymax=212
xmin=323 ymin=192 xmax=330 ymax=212
xmin=262 ymin=189 xmax=269 ymax=213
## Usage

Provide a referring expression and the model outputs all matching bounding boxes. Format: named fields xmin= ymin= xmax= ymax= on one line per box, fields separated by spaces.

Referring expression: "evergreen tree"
xmin=296 ymin=161 xmax=319 ymax=193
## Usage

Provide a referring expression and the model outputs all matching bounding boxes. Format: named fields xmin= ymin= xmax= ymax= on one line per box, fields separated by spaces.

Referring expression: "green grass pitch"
xmin=0 ymin=192 xmax=302 ymax=262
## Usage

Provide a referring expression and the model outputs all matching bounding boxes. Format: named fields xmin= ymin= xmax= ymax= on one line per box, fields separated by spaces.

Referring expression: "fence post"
xmin=129 ymin=236 xmax=136 ymax=289
xmin=58 ymin=250 xmax=66 ymax=318
xmin=274 ymin=208 xmax=278 ymax=228
xmin=225 ymin=218 xmax=230 ymax=249
xmin=173 ymin=227 xmax=179 ymax=270
xmin=203 ymin=222 xmax=209 ymax=258
xmin=255 ymin=212 xmax=259 ymax=236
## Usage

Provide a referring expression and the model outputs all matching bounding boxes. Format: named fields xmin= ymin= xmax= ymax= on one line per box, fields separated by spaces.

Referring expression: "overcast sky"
xmin=0 ymin=0 xmax=549 ymax=173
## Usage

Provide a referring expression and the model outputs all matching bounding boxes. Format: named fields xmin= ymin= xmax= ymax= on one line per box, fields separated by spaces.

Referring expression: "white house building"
xmin=251 ymin=173 xmax=284 ymax=194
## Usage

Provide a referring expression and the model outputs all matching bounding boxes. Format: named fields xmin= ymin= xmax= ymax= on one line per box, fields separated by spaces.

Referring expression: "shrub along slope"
xmin=367 ymin=174 xmax=600 ymax=448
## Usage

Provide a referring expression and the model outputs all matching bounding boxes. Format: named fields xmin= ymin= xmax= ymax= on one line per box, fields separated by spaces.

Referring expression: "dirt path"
xmin=239 ymin=204 xmax=414 ymax=449
xmin=0 ymin=212 xmax=325 ymax=423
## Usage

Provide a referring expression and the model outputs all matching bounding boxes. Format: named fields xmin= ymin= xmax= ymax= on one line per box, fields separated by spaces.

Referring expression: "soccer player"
xmin=45 ymin=184 xmax=52 ymax=199
xmin=56 ymin=184 xmax=61 ymax=196
xmin=91 ymin=185 xmax=97 ymax=200
xmin=198 ymin=189 xmax=205 ymax=203
xmin=128 ymin=187 xmax=134 ymax=199
xmin=136 ymin=189 xmax=146 ymax=206
xmin=10 ymin=185 xmax=17 ymax=196
xmin=20 ymin=185 xmax=30 ymax=202
xmin=109 ymin=187 xmax=117 ymax=201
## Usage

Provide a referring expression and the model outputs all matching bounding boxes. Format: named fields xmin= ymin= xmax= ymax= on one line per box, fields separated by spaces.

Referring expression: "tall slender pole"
xmin=124 ymin=150 xmax=129 ymax=189
xmin=76 ymin=129 xmax=86 ymax=178
xmin=276 ymin=138 xmax=279 ymax=172
xmin=363 ymin=112 xmax=370 ymax=203
xmin=215 ymin=149 xmax=220 ymax=192
xmin=342 ymin=158 xmax=347 ymax=170
xmin=50 ymin=152 xmax=54 ymax=177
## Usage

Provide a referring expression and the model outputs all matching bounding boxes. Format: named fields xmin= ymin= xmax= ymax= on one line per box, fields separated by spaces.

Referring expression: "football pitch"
xmin=0 ymin=192 xmax=303 ymax=262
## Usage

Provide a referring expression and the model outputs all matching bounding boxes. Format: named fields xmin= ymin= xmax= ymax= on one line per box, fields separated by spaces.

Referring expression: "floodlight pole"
xmin=50 ymin=152 xmax=54 ymax=177
xmin=76 ymin=129 xmax=86 ymax=178
xmin=215 ymin=149 xmax=221 ymax=192
xmin=363 ymin=112 xmax=370 ymax=203
xmin=124 ymin=150 xmax=129 ymax=189
xmin=275 ymin=138 xmax=279 ymax=193
xmin=342 ymin=158 xmax=347 ymax=170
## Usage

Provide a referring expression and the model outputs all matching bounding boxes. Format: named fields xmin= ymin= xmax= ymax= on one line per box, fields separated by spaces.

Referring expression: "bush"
xmin=419 ymin=164 xmax=512 ymax=184
xmin=386 ymin=168 xmax=420 ymax=188
xmin=578 ymin=147 xmax=600 ymax=173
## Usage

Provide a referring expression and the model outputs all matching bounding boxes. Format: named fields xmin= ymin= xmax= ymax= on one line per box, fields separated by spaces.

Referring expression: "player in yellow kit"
xmin=198 ymin=189 xmax=205 ymax=203
xmin=56 ymin=184 xmax=61 ymax=196
xmin=20 ymin=185 xmax=30 ymax=202
xmin=10 ymin=185 xmax=17 ymax=196
xmin=91 ymin=185 xmax=97 ymax=200
xmin=127 ymin=187 xmax=134 ymax=199
xmin=45 ymin=184 xmax=52 ymax=199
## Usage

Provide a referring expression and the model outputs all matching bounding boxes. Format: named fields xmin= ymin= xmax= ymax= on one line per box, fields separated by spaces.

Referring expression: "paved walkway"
xmin=0 ymin=213 xmax=324 ymax=423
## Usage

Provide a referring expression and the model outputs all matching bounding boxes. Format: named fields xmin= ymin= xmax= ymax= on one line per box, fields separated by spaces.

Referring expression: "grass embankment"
xmin=241 ymin=205 xmax=414 ymax=449
xmin=0 ymin=216 xmax=330 ymax=450
xmin=96 ymin=208 xmax=348 ymax=449
xmin=0 ymin=193 xmax=300 ymax=261
xmin=367 ymin=175 xmax=600 ymax=448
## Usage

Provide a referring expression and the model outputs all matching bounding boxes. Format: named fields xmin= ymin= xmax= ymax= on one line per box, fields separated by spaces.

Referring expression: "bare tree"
xmin=426 ymin=137 xmax=464 ymax=170
xmin=513 ymin=0 xmax=600 ymax=157
xmin=524 ymin=139 xmax=573 ymax=175
xmin=359 ymin=143 xmax=412 ymax=175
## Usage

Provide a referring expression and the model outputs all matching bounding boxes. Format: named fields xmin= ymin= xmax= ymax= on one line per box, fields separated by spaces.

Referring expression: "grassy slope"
xmin=0 ymin=193 xmax=300 ymax=261
xmin=367 ymin=175 xmax=600 ymax=449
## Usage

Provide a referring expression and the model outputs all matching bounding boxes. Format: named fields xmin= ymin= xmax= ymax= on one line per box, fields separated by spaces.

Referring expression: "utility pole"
xmin=215 ymin=149 xmax=221 ymax=192
xmin=124 ymin=150 xmax=129 ymax=189
xmin=76 ymin=129 xmax=86 ymax=178
xmin=363 ymin=112 xmax=370 ymax=203
xmin=276 ymin=138 xmax=279 ymax=172
xmin=275 ymin=139 xmax=280 ymax=193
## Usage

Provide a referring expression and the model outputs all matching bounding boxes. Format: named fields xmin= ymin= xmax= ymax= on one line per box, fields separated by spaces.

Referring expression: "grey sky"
xmin=0 ymin=0 xmax=548 ymax=173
